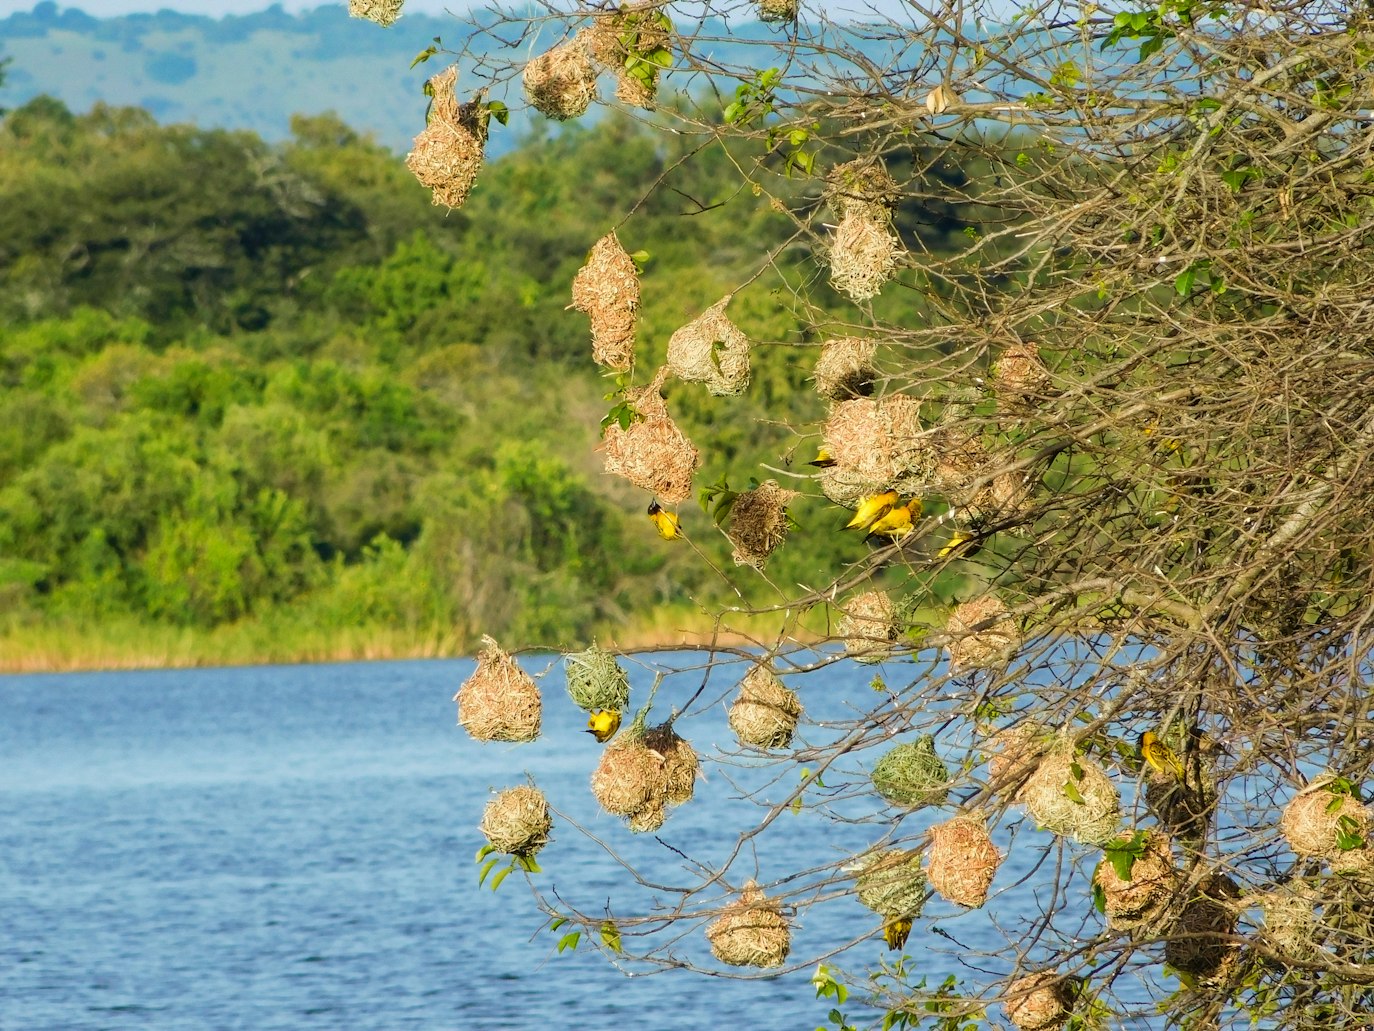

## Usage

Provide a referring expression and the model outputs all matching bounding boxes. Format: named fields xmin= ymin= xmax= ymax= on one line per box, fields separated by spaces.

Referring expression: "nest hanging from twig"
xmin=1280 ymin=779 xmax=1372 ymax=859
xmin=644 ymin=721 xmax=699 ymax=806
xmin=946 ymin=594 xmax=1019 ymax=669
xmin=926 ymin=812 xmax=1002 ymax=908
xmin=564 ymin=642 xmax=631 ymax=713
xmin=1003 ymin=972 xmax=1078 ymax=1031
xmin=812 ymin=337 xmax=878 ymax=399
xmin=706 ymin=880 xmax=791 ymax=967
xmin=479 ymin=784 xmax=552 ymax=858
xmin=825 ymin=159 xmax=901 ymax=220
xmin=1258 ymin=882 xmax=1321 ymax=960
xmin=726 ymin=480 xmax=799 ymax=568
xmin=349 ymin=0 xmax=405 ymax=25
xmin=1093 ymin=830 xmax=1178 ymax=933
xmin=665 ymin=296 xmax=751 ymax=396
xmin=454 ymin=635 xmax=541 ymax=742
xmin=728 ymin=664 xmax=802 ymax=749
xmin=405 ymin=66 xmax=488 ymax=211
xmin=994 ymin=341 xmax=1051 ymax=414
xmin=970 ymin=469 xmax=1034 ymax=528
xmin=523 ymin=31 xmax=598 ymax=121
xmin=985 ymin=724 xmax=1050 ymax=792
xmin=757 ymin=0 xmax=799 ymax=22
xmin=931 ymin=425 xmax=990 ymax=498
xmin=1163 ymin=871 xmax=1241 ymax=979
xmin=823 ymin=160 xmax=903 ymax=302
xmin=839 ymin=589 xmax=900 ymax=663
xmin=602 ymin=368 xmax=700 ymax=503
xmin=871 ymin=735 xmax=949 ymax=808
xmin=818 ymin=394 xmax=932 ymax=507
xmin=590 ymin=732 xmax=662 ymax=817
xmin=1020 ymin=745 xmax=1121 ymax=845
xmin=855 ymin=849 xmax=927 ymax=918
xmin=571 ymin=232 xmax=639 ymax=371
xmin=586 ymin=6 xmax=671 ymax=111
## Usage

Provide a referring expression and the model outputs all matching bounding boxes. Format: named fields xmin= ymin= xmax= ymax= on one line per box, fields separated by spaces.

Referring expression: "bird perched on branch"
xmin=586 ymin=709 xmax=622 ymax=743
xmin=647 ymin=501 xmax=681 ymax=540
xmin=845 ymin=490 xmax=899 ymax=531
xmin=808 ymin=448 xmax=838 ymax=468
xmin=865 ymin=498 xmax=919 ymax=542
xmin=1139 ymin=730 xmax=1184 ymax=779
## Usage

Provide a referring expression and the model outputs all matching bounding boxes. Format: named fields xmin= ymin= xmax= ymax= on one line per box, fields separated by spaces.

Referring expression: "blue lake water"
xmin=0 ymin=655 xmax=1154 ymax=1030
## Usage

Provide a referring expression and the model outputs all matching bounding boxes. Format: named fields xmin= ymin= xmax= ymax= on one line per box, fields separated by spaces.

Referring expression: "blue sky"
xmin=0 ymin=1 xmax=469 ymax=14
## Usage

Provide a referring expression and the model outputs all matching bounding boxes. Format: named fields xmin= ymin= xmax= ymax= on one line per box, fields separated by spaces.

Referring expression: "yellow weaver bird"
xmin=883 ymin=917 xmax=912 ymax=951
xmin=1139 ymin=730 xmax=1184 ymax=779
xmin=937 ymin=528 xmax=981 ymax=560
xmin=845 ymin=490 xmax=899 ymax=531
xmin=866 ymin=498 xmax=919 ymax=541
xmin=646 ymin=501 xmax=681 ymax=541
xmin=808 ymin=448 xmax=838 ymax=468
xmin=586 ymin=709 xmax=622 ymax=743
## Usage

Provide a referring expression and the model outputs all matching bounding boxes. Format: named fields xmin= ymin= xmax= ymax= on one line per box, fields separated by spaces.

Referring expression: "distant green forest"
xmin=0 ymin=86 xmax=988 ymax=669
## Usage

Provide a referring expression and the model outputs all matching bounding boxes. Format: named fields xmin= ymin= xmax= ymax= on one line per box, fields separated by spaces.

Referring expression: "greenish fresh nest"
xmin=479 ymin=784 xmax=552 ymax=857
xmin=1280 ymin=780 xmax=1371 ymax=859
xmin=571 ymin=231 xmax=639 ymax=371
xmin=564 ymin=643 xmax=630 ymax=712
xmin=1004 ymin=972 xmax=1077 ymax=1031
xmin=1258 ymin=883 xmax=1320 ymax=959
xmin=728 ymin=664 xmax=802 ymax=749
xmin=855 ymin=849 xmax=927 ymax=918
xmin=871 ymin=735 xmax=949 ymax=808
xmin=706 ymin=880 xmax=791 ymax=967
xmin=1019 ymin=747 xmax=1120 ymax=845
xmin=665 ymin=296 xmax=751 ymax=396
xmin=1092 ymin=830 xmax=1178 ymax=932
xmin=757 ymin=0 xmax=798 ymax=22
xmin=454 ymin=635 xmax=541 ymax=743
xmin=926 ymin=813 xmax=1001 ymax=908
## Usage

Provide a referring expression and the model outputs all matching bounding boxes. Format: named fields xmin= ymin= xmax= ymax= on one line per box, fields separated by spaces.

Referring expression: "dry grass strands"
xmin=586 ymin=7 xmax=670 ymax=112
xmin=829 ymin=211 xmax=902 ymax=302
xmin=602 ymin=369 xmax=700 ymax=504
xmin=946 ymin=594 xmax=1019 ymax=669
xmin=1092 ymin=830 xmax=1178 ymax=932
xmin=564 ymin=643 xmax=630 ymax=713
xmin=571 ymin=232 xmax=639 ymax=371
xmin=818 ymin=394 xmax=932 ymax=507
xmin=994 ymin=341 xmax=1051 ymax=414
xmin=349 ymin=0 xmax=405 ymax=25
xmin=825 ymin=159 xmax=901 ymax=220
xmin=1144 ymin=769 xmax=1216 ymax=844
xmin=1280 ymin=780 xmax=1372 ymax=859
xmin=758 ymin=0 xmax=799 ymax=21
xmin=454 ymin=636 xmax=541 ymax=742
xmin=971 ymin=469 xmax=1033 ymax=527
xmin=1004 ymin=972 xmax=1077 ymax=1031
xmin=1020 ymin=746 xmax=1121 ymax=845
xmin=644 ymin=721 xmax=698 ymax=806
xmin=871 ymin=735 xmax=950 ymax=808
xmin=665 ymin=296 xmax=751 ymax=396
xmin=1164 ymin=872 xmax=1241 ymax=978
xmin=931 ymin=426 xmax=989 ymax=497
xmin=855 ymin=849 xmax=927 ymax=918
xmin=706 ymin=880 xmax=791 ymax=968
xmin=406 ymin=66 xmax=488 ymax=211
xmin=522 ymin=33 xmax=598 ymax=121
xmin=728 ymin=664 xmax=802 ymax=749
xmin=1258 ymin=883 xmax=1321 ymax=959
xmin=479 ymin=785 xmax=552 ymax=857
xmin=590 ymin=735 xmax=662 ymax=817
xmin=926 ymin=812 xmax=1002 ymax=908
xmin=985 ymin=724 xmax=1049 ymax=790
xmin=839 ymin=589 xmax=899 ymax=663
xmin=812 ymin=337 xmax=877 ymax=399
xmin=726 ymin=480 xmax=799 ymax=568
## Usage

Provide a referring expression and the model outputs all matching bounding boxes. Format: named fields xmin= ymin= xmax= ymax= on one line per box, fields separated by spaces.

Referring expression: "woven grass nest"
xmin=926 ymin=812 xmax=1002 ymax=908
xmin=590 ymin=716 xmax=698 ymax=832
xmin=812 ymin=337 xmax=878 ymax=399
xmin=946 ymin=594 xmax=1019 ymax=670
xmin=665 ymin=296 xmax=751 ymax=396
xmin=602 ymin=368 xmax=700 ymax=504
xmin=818 ymin=394 xmax=933 ymax=507
xmin=564 ymin=642 xmax=631 ymax=713
xmin=454 ymin=635 xmax=541 ymax=742
xmin=1258 ymin=883 xmax=1320 ymax=959
xmin=855 ymin=849 xmax=927 ymax=918
xmin=1144 ymin=768 xmax=1216 ymax=844
xmin=1020 ymin=745 xmax=1121 ymax=845
xmin=726 ymin=480 xmax=799 ymax=568
xmin=571 ymin=231 xmax=639 ymax=371
xmin=839 ymin=589 xmax=899 ymax=663
xmin=931 ymin=426 xmax=989 ymax=497
xmin=985 ymin=724 xmax=1050 ymax=792
xmin=1280 ymin=779 xmax=1372 ymax=860
xmin=523 ymin=31 xmax=598 ymax=121
xmin=826 ymin=159 xmax=902 ymax=220
xmin=1163 ymin=871 xmax=1241 ymax=978
xmin=758 ymin=0 xmax=799 ymax=22
xmin=872 ymin=735 xmax=949 ymax=809
xmin=728 ymin=664 xmax=803 ymax=749
xmin=994 ymin=341 xmax=1051 ymax=414
xmin=823 ymin=160 xmax=903 ymax=302
xmin=406 ymin=66 xmax=488 ymax=211
xmin=586 ymin=6 xmax=671 ymax=111
xmin=1004 ymin=972 xmax=1078 ymax=1031
xmin=349 ymin=0 xmax=405 ymax=26
xmin=1092 ymin=830 xmax=1178 ymax=933
xmin=479 ymin=784 xmax=552 ymax=858
xmin=707 ymin=880 xmax=791 ymax=968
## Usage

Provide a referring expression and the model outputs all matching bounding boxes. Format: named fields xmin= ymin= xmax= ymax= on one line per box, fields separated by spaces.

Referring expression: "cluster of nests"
xmin=829 ymin=589 xmax=1019 ymax=670
xmin=984 ymin=727 xmax=1122 ymax=846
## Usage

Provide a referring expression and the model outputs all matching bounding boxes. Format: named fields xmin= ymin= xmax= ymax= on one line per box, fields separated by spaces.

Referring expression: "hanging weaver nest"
xmin=825 ymin=159 xmax=901 ymax=220
xmin=931 ymin=425 xmax=989 ymax=497
xmin=564 ymin=642 xmax=630 ymax=712
xmin=726 ymin=480 xmax=799 ymax=568
xmin=586 ymin=6 xmax=671 ymax=111
xmin=644 ymin=721 xmax=699 ymax=805
xmin=454 ymin=636 xmax=541 ymax=742
xmin=829 ymin=211 xmax=902 ymax=302
xmin=1164 ymin=871 xmax=1241 ymax=978
xmin=994 ymin=341 xmax=1051 ymax=414
xmin=1258 ymin=882 xmax=1321 ymax=960
xmin=479 ymin=785 xmax=552 ymax=858
xmin=405 ymin=66 xmax=489 ymax=211
xmin=970 ymin=469 xmax=1034 ymax=527
xmin=839 ymin=589 xmax=899 ymax=663
xmin=571 ymin=231 xmax=639 ymax=371
xmin=590 ymin=732 xmax=662 ymax=818
xmin=728 ymin=664 xmax=802 ymax=749
xmin=1092 ymin=830 xmax=1179 ymax=933
xmin=946 ymin=594 xmax=1019 ymax=669
xmin=812 ymin=337 xmax=878 ymax=399
xmin=1331 ymin=845 xmax=1374 ymax=876
xmin=1020 ymin=745 xmax=1121 ymax=845
xmin=758 ymin=0 xmax=799 ymax=22
xmin=855 ymin=849 xmax=927 ymax=918
xmin=522 ymin=31 xmax=598 ymax=121
xmin=818 ymin=395 xmax=933 ymax=507
xmin=1280 ymin=779 xmax=1372 ymax=859
xmin=706 ymin=880 xmax=791 ymax=968
xmin=926 ymin=812 xmax=1002 ymax=908
xmin=602 ymin=368 xmax=700 ymax=504
xmin=665 ymin=296 xmax=751 ymax=396
xmin=1004 ymin=972 xmax=1078 ymax=1031
xmin=985 ymin=724 xmax=1050 ymax=791
xmin=349 ymin=0 xmax=405 ymax=25
xmin=1144 ymin=769 xmax=1217 ymax=844
xmin=871 ymin=735 xmax=950 ymax=808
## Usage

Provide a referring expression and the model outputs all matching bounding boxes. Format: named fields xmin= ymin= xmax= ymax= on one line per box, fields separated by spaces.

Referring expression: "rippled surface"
xmin=0 ymin=656 xmax=1080 ymax=1030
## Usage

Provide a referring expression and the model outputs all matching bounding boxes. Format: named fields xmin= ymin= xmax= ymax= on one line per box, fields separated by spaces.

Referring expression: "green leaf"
xmin=411 ymin=45 xmax=439 ymax=69
xmin=1092 ymin=881 xmax=1107 ymax=913
xmin=557 ymin=931 xmax=582 ymax=953
xmin=516 ymin=854 xmax=541 ymax=873
xmin=1062 ymin=779 xmax=1086 ymax=805
xmin=1174 ymin=267 xmax=1196 ymax=296
xmin=477 ymin=856 xmax=500 ymax=887
xmin=475 ymin=844 xmax=495 ymax=862
xmin=489 ymin=863 xmax=513 ymax=891
xmin=485 ymin=100 xmax=509 ymax=126
xmin=600 ymin=919 xmax=623 ymax=953
xmin=550 ymin=916 xmax=568 ymax=931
